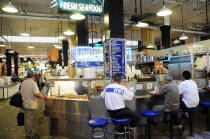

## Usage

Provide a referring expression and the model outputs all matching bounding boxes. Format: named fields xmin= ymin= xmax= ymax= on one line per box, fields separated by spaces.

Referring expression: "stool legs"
xmin=147 ymin=117 xmax=152 ymax=139
xmin=188 ymin=110 xmax=194 ymax=136
xmin=170 ymin=114 xmax=174 ymax=139
xmin=206 ymin=107 xmax=210 ymax=131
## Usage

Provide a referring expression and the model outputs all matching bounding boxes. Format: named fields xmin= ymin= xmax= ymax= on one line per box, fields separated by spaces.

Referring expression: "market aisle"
xmin=0 ymin=99 xmax=56 ymax=139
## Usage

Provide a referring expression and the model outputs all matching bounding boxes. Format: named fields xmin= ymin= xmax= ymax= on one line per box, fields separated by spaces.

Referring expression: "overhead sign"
xmin=57 ymin=0 xmax=104 ymax=15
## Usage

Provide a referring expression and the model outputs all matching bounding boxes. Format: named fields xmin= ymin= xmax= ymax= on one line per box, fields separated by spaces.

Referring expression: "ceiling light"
xmin=179 ymin=33 xmax=188 ymax=40
xmin=0 ymin=41 xmax=6 ymax=47
xmin=63 ymin=30 xmax=75 ymax=35
xmin=70 ymin=14 xmax=85 ymax=20
xmin=173 ymin=39 xmax=180 ymax=44
xmin=55 ymin=46 xmax=62 ymax=49
xmin=19 ymin=55 xmax=25 ymax=58
xmin=2 ymin=59 xmax=6 ymax=62
xmin=157 ymin=5 xmax=172 ymax=16
xmin=0 ymin=54 xmax=5 ymax=58
xmin=57 ymin=35 xmax=66 ymax=39
xmin=8 ymin=50 xmax=14 ymax=53
xmin=28 ymin=46 xmax=34 ymax=48
xmin=20 ymin=32 xmax=30 ymax=36
xmin=136 ymin=22 xmax=149 ymax=27
xmin=147 ymin=44 xmax=154 ymax=48
xmin=53 ymin=44 xmax=57 ymax=47
xmin=2 ymin=2 xmax=18 ymax=13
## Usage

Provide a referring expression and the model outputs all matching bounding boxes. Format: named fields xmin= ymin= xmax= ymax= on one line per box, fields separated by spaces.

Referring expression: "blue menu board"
xmin=76 ymin=61 xmax=103 ymax=67
xmin=110 ymin=39 xmax=126 ymax=79
xmin=103 ymin=41 xmax=111 ymax=80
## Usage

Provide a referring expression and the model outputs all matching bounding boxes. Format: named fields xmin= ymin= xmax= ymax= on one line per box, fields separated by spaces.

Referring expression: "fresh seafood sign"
xmin=58 ymin=0 xmax=104 ymax=15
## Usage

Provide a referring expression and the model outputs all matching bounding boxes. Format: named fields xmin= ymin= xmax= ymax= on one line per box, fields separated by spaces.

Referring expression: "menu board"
xmin=103 ymin=41 xmax=111 ymax=80
xmin=104 ymin=39 xmax=126 ymax=80
xmin=110 ymin=39 xmax=126 ymax=79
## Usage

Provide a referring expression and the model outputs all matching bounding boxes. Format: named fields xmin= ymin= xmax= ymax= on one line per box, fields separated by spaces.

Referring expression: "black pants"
xmin=108 ymin=107 xmax=140 ymax=127
xmin=180 ymin=99 xmax=187 ymax=112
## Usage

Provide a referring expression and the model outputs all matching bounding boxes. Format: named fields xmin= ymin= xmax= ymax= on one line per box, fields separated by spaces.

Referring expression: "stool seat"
xmin=112 ymin=118 xmax=130 ymax=125
xmin=187 ymin=107 xmax=198 ymax=111
xmin=141 ymin=110 xmax=159 ymax=118
xmin=200 ymin=101 xmax=210 ymax=107
xmin=167 ymin=109 xmax=180 ymax=115
xmin=88 ymin=118 xmax=108 ymax=128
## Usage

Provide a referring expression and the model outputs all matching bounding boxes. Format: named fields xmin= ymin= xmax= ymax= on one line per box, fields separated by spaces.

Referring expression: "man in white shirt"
xmin=179 ymin=71 xmax=200 ymax=113
xmin=21 ymin=70 xmax=47 ymax=139
xmin=101 ymin=73 xmax=140 ymax=127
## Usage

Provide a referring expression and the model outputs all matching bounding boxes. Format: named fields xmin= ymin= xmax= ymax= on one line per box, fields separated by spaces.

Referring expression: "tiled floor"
xmin=1 ymin=99 xmax=210 ymax=139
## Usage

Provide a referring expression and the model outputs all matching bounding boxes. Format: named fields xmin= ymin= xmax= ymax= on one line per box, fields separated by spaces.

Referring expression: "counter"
xmin=44 ymin=79 xmax=210 ymax=139
xmin=0 ymin=83 xmax=21 ymax=99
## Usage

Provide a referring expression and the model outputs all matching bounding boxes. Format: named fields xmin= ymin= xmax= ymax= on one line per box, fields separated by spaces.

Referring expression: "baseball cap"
xmin=27 ymin=70 xmax=35 ymax=76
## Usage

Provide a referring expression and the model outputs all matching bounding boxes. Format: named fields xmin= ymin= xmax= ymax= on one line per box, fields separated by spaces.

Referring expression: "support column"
xmin=104 ymin=0 xmax=124 ymax=38
xmin=62 ymin=40 xmax=69 ymax=66
xmin=76 ymin=19 xmax=88 ymax=46
xmin=160 ymin=25 xmax=171 ymax=49
xmin=58 ymin=50 xmax=62 ymax=66
xmin=14 ymin=52 xmax=18 ymax=76
xmin=5 ymin=50 xmax=12 ymax=76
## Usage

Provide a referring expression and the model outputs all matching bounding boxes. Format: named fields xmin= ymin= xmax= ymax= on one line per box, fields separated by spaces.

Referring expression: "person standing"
xmin=179 ymin=71 xmax=199 ymax=116
xmin=20 ymin=70 xmax=47 ymax=139
xmin=154 ymin=75 xmax=184 ymax=135
xmin=100 ymin=73 xmax=140 ymax=128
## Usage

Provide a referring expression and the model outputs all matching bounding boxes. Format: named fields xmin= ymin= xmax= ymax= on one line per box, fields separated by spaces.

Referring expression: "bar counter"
xmin=44 ymin=87 xmax=209 ymax=139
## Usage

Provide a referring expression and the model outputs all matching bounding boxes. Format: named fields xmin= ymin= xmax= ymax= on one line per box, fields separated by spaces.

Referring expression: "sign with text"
xmin=110 ymin=39 xmax=126 ymax=79
xmin=58 ymin=0 xmax=104 ymax=15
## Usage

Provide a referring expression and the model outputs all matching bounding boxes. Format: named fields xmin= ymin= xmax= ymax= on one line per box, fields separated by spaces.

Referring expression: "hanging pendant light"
xmin=57 ymin=20 xmax=66 ymax=39
xmin=157 ymin=0 xmax=172 ymax=16
xmin=146 ymin=44 xmax=154 ymax=48
xmin=28 ymin=45 xmax=34 ymax=49
xmin=173 ymin=39 xmax=180 ymax=44
xmin=179 ymin=6 xmax=188 ymax=40
xmin=2 ymin=2 xmax=18 ymax=13
xmin=64 ymin=15 xmax=75 ymax=35
xmin=179 ymin=33 xmax=188 ymax=40
xmin=136 ymin=22 xmax=149 ymax=27
xmin=20 ymin=19 xmax=30 ymax=36
xmin=55 ymin=45 xmax=62 ymax=49
xmin=0 ymin=19 xmax=5 ymax=47
xmin=70 ymin=13 xmax=85 ymax=20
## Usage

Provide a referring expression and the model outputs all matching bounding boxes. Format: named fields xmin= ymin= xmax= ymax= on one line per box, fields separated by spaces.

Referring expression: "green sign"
xmin=58 ymin=0 xmax=104 ymax=15
xmin=21 ymin=63 xmax=29 ymax=66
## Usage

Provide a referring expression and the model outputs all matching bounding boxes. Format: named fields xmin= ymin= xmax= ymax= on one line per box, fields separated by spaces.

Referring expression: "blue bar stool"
xmin=112 ymin=118 xmax=130 ymax=139
xmin=88 ymin=118 xmax=108 ymax=139
xmin=200 ymin=101 xmax=210 ymax=131
xmin=187 ymin=107 xmax=198 ymax=136
xmin=140 ymin=110 xmax=159 ymax=139
xmin=166 ymin=109 xmax=181 ymax=139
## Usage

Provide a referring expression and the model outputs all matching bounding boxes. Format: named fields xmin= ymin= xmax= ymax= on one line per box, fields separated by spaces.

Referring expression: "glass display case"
xmin=48 ymin=78 xmax=104 ymax=100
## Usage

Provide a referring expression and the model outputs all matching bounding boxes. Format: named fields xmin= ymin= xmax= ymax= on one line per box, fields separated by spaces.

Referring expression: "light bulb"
xmin=2 ymin=2 xmax=18 ymax=13
xmin=63 ymin=30 xmax=75 ymax=35
xmin=179 ymin=33 xmax=188 ymax=40
xmin=157 ymin=5 xmax=172 ymax=16
xmin=70 ymin=14 xmax=85 ymax=20
xmin=136 ymin=22 xmax=149 ymax=27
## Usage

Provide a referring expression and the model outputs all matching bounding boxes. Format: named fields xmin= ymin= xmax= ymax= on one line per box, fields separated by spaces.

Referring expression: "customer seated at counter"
xmin=100 ymin=73 xmax=140 ymax=128
xmin=154 ymin=75 xmax=184 ymax=135
xmin=179 ymin=71 xmax=199 ymax=117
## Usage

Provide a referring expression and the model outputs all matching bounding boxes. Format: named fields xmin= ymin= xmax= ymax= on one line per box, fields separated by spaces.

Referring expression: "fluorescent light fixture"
xmin=173 ymin=39 xmax=180 ymax=44
xmin=0 ymin=41 xmax=6 ymax=47
xmin=70 ymin=14 xmax=85 ymax=20
xmin=2 ymin=2 xmax=18 ymax=13
xmin=8 ymin=50 xmax=14 ymax=53
xmin=157 ymin=5 xmax=172 ymax=16
xmin=55 ymin=46 xmax=62 ymax=49
xmin=146 ymin=44 xmax=154 ymax=48
xmin=179 ymin=33 xmax=188 ymax=40
xmin=63 ymin=30 xmax=75 ymax=35
xmin=136 ymin=22 xmax=149 ymax=27
xmin=57 ymin=35 xmax=66 ymax=39
xmin=28 ymin=46 xmax=34 ymax=48
xmin=20 ymin=32 xmax=30 ymax=36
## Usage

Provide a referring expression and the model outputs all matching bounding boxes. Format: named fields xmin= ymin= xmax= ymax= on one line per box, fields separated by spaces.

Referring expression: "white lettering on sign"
xmin=60 ymin=2 xmax=103 ymax=13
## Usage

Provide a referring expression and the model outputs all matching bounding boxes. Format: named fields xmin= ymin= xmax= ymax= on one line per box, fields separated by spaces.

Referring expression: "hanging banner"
xmin=57 ymin=0 xmax=104 ymax=15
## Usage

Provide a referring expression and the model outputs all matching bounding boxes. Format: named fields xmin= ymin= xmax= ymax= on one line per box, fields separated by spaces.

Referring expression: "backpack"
xmin=10 ymin=92 xmax=23 ymax=108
